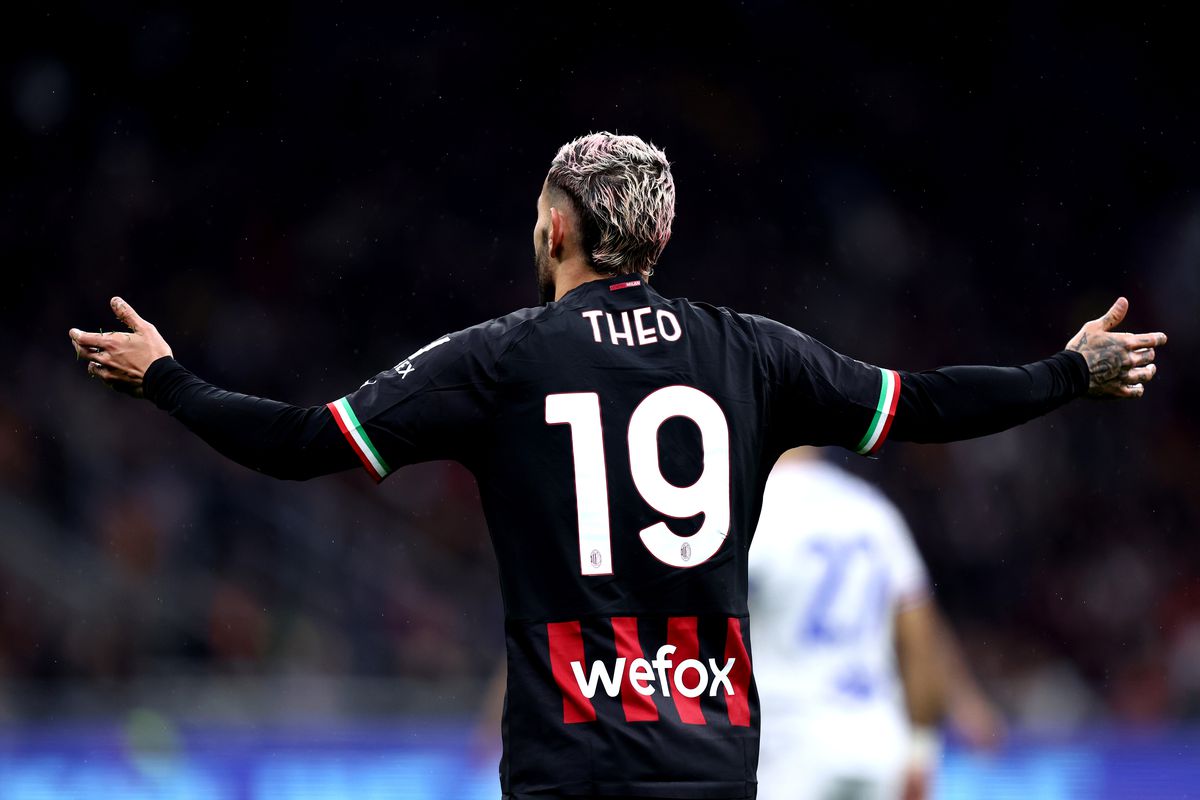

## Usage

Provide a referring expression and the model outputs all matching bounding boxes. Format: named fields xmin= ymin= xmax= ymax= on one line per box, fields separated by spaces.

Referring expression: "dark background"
xmin=2 ymin=4 xmax=1197 ymax=727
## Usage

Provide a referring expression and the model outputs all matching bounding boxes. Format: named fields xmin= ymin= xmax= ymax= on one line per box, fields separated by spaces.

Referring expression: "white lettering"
xmin=393 ymin=336 xmax=451 ymax=378
xmin=563 ymin=653 xmax=738 ymax=701
xmin=633 ymin=307 xmax=658 ymax=345
xmin=708 ymin=658 xmax=736 ymax=696
xmin=656 ymin=310 xmax=682 ymax=342
xmin=406 ymin=336 xmax=451 ymax=362
xmin=581 ymin=310 xmax=604 ymax=343
xmin=607 ymin=311 xmax=635 ymax=346
xmin=580 ymin=307 xmax=684 ymax=347
xmin=674 ymin=658 xmax=709 ymax=698
xmin=628 ymin=658 xmax=655 ymax=695
xmin=571 ymin=657 xmax=626 ymax=699
xmin=651 ymin=645 xmax=676 ymax=697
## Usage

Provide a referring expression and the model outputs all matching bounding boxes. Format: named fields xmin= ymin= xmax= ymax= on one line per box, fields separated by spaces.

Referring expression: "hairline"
xmin=544 ymin=178 xmax=620 ymax=276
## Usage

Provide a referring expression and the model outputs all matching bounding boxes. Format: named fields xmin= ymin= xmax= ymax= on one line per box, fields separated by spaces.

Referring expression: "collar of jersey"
xmin=556 ymin=272 xmax=656 ymax=305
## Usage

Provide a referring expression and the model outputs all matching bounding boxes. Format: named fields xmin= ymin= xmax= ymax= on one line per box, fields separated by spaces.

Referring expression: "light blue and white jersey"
xmin=749 ymin=457 xmax=928 ymax=725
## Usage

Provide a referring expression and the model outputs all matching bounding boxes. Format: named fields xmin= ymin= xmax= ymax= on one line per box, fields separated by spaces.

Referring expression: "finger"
xmin=70 ymin=328 xmax=114 ymax=349
xmin=1117 ymin=383 xmax=1144 ymax=398
xmin=86 ymin=361 xmax=124 ymax=391
xmin=1128 ymin=348 xmax=1155 ymax=367
xmin=1126 ymin=332 xmax=1168 ymax=348
xmin=1125 ymin=364 xmax=1156 ymax=384
xmin=1095 ymin=297 xmax=1128 ymax=331
xmin=111 ymin=296 xmax=147 ymax=332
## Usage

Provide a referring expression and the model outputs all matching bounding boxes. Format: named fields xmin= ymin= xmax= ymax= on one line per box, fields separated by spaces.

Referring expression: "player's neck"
xmin=553 ymin=259 xmax=608 ymax=301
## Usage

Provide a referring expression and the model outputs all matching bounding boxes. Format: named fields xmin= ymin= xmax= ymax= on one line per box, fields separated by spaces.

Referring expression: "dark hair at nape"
xmin=546 ymin=180 xmax=611 ymax=276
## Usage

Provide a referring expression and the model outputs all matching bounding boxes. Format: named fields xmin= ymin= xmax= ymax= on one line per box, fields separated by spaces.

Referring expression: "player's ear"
xmin=548 ymin=206 xmax=566 ymax=259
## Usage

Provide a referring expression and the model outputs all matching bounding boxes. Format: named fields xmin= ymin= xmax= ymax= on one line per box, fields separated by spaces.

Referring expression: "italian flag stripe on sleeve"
xmin=854 ymin=368 xmax=901 ymax=456
xmin=327 ymin=397 xmax=390 ymax=482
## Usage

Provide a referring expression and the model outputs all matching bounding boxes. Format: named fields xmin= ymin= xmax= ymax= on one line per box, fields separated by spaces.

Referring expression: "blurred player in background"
xmin=751 ymin=448 xmax=1004 ymax=800
xmin=70 ymin=132 xmax=1163 ymax=800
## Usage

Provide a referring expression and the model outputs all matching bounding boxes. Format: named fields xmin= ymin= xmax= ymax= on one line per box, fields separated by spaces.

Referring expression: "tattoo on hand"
xmin=1069 ymin=332 xmax=1125 ymax=391
xmin=1064 ymin=297 xmax=1166 ymax=399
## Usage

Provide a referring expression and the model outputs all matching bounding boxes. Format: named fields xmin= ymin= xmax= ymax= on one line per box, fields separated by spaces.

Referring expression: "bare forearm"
xmin=895 ymin=601 xmax=946 ymax=728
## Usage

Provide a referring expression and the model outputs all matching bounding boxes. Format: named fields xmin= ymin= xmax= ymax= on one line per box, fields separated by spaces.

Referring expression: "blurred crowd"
xmin=2 ymin=5 xmax=1198 ymax=727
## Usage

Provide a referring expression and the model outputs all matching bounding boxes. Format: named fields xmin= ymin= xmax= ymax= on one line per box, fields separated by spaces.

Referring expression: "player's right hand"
xmin=69 ymin=297 xmax=173 ymax=398
xmin=1065 ymin=297 xmax=1167 ymax=398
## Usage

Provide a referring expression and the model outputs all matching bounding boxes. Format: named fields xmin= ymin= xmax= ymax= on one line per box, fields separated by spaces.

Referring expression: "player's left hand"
xmin=1065 ymin=297 xmax=1167 ymax=398
xmin=69 ymin=297 xmax=173 ymax=398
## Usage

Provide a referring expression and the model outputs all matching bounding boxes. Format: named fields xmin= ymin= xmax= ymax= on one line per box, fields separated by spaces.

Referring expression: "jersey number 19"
xmin=546 ymin=386 xmax=731 ymax=575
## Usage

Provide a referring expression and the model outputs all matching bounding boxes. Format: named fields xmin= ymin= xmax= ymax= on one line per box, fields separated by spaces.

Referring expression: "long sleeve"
xmin=142 ymin=356 xmax=359 ymax=480
xmin=889 ymin=350 xmax=1090 ymax=443
xmin=750 ymin=314 xmax=1091 ymax=454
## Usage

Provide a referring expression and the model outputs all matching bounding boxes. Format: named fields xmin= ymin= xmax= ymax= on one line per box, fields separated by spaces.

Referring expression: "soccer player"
xmin=750 ymin=447 xmax=1001 ymax=800
xmin=70 ymin=133 xmax=1164 ymax=800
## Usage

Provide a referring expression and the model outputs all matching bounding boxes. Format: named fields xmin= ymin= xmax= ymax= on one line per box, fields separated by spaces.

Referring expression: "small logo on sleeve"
xmin=393 ymin=336 xmax=451 ymax=379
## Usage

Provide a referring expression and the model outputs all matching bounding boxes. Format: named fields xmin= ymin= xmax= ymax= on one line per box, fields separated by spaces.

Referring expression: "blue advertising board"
xmin=0 ymin=718 xmax=1197 ymax=799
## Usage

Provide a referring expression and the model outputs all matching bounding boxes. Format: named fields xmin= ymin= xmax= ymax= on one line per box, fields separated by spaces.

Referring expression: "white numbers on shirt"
xmin=545 ymin=393 xmax=613 ymax=575
xmin=546 ymin=386 xmax=732 ymax=575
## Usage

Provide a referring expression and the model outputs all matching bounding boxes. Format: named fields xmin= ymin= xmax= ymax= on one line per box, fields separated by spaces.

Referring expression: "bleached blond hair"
xmin=547 ymin=132 xmax=675 ymax=277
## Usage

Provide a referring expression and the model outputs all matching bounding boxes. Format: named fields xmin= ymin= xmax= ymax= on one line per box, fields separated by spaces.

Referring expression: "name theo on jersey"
xmin=581 ymin=307 xmax=683 ymax=347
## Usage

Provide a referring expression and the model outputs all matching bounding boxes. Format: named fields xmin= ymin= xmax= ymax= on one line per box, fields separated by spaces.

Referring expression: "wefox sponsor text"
xmin=570 ymin=645 xmax=738 ymax=699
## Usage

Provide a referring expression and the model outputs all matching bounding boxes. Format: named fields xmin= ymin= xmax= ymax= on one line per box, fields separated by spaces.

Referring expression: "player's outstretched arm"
xmin=70 ymin=297 xmax=358 ymax=480
xmin=888 ymin=297 xmax=1166 ymax=444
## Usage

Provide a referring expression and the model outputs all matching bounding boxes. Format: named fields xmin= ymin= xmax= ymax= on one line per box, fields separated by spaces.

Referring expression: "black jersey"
xmin=139 ymin=269 xmax=1086 ymax=796
xmin=325 ymin=273 xmax=899 ymax=799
